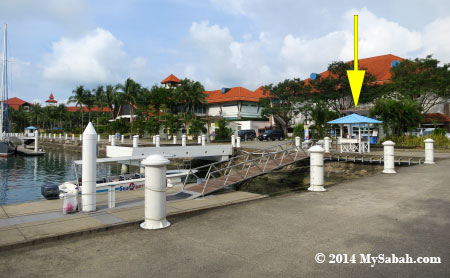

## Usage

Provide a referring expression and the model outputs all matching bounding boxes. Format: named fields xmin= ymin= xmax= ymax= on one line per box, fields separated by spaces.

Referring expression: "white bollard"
xmin=382 ymin=140 xmax=396 ymax=174
xmin=198 ymin=136 xmax=201 ymax=144
xmin=34 ymin=130 xmax=39 ymax=152
xmin=82 ymin=122 xmax=97 ymax=212
xmin=97 ymin=134 xmax=101 ymax=142
xmin=231 ymin=135 xmax=236 ymax=147
xmin=324 ymin=137 xmax=330 ymax=153
xmin=65 ymin=134 xmax=68 ymax=140
xmin=152 ymin=135 xmax=156 ymax=145
xmin=59 ymin=134 xmax=62 ymax=139
xmin=111 ymin=135 xmax=116 ymax=146
xmin=108 ymin=135 xmax=111 ymax=142
xmin=295 ymin=136 xmax=301 ymax=148
xmin=424 ymin=138 xmax=435 ymax=164
xmin=156 ymin=135 xmax=160 ymax=148
xmin=173 ymin=135 xmax=177 ymax=144
xmin=182 ymin=134 xmax=186 ymax=147
xmin=79 ymin=134 xmax=82 ymax=141
xmin=308 ymin=145 xmax=326 ymax=192
xmin=140 ymin=154 xmax=171 ymax=230
xmin=53 ymin=133 xmax=56 ymax=139
xmin=121 ymin=135 xmax=125 ymax=143
xmin=132 ymin=135 xmax=139 ymax=147
xmin=72 ymin=134 xmax=75 ymax=140
xmin=202 ymin=135 xmax=206 ymax=146
xmin=236 ymin=136 xmax=241 ymax=148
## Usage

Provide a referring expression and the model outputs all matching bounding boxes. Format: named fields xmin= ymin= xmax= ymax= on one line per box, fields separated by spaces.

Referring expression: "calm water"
xmin=0 ymin=148 xmax=122 ymax=205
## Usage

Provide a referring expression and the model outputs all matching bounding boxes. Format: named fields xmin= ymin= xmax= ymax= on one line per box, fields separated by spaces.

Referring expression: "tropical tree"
xmin=306 ymin=102 xmax=339 ymax=138
xmin=369 ymin=98 xmax=423 ymax=136
xmin=104 ymin=85 xmax=118 ymax=120
xmin=384 ymin=55 xmax=450 ymax=113
xmin=68 ymin=85 xmax=89 ymax=128
xmin=215 ymin=118 xmax=231 ymax=140
xmin=188 ymin=119 xmax=207 ymax=137
xmin=175 ymin=78 xmax=207 ymax=119
xmin=55 ymin=104 xmax=68 ymax=131
xmin=116 ymin=78 xmax=141 ymax=123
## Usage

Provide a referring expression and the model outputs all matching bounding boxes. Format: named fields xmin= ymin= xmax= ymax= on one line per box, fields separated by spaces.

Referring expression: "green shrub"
xmin=432 ymin=128 xmax=446 ymax=136
xmin=293 ymin=124 xmax=304 ymax=137
xmin=380 ymin=134 xmax=450 ymax=148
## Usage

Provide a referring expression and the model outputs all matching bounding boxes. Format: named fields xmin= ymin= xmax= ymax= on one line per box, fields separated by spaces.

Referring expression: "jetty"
xmin=15 ymin=145 xmax=45 ymax=156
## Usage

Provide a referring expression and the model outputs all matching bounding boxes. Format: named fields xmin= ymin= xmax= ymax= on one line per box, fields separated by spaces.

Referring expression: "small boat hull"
xmin=0 ymin=140 xmax=15 ymax=158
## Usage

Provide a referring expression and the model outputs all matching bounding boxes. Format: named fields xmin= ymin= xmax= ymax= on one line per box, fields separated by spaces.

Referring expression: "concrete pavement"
xmin=0 ymin=157 xmax=449 ymax=277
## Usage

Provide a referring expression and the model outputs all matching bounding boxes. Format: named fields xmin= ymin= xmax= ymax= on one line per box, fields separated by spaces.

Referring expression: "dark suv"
xmin=258 ymin=130 xmax=285 ymax=141
xmin=238 ymin=129 xmax=256 ymax=141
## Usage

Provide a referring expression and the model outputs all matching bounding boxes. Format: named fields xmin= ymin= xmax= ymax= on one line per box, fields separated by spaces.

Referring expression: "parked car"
xmin=258 ymin=129 xmax=285 ymax=141
xmin=238 ymin=129 xmax=256 ymax=141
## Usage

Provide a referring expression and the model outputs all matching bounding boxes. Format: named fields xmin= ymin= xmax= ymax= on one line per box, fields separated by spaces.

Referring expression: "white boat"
xmin=41 ymin=155 xmax=197 ymax=199
xmin=0 ymin=24 xmax=15 ymax=158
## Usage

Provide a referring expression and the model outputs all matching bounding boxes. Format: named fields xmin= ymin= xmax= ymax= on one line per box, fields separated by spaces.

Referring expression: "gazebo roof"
xmin=25 ymin=126 xmax=38 ymax=130
xmin=328 ymin=114 xmax=382 ymax=124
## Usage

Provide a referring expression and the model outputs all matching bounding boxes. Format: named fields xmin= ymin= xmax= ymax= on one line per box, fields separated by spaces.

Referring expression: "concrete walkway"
xmin=0 ymin=158 xmax=449 ymax=277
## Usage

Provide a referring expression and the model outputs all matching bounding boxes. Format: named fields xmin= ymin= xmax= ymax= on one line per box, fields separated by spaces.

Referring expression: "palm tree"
xmin=94 ymin=85 xmax=105 ymax=125
xmin=104 ymin=85 xmax=118 ymax=120
xmin=116 ymin=78 xmax=141 ymax=123
xmin=29 ymin=103 xmax=43 ymax=127
xmin=55 ymin=104 xmax=68 ymax=131
xmin=175 ymin=78 xmax=207 ymax=119
xmin=68 ymin=85 xmax=88 ymax=128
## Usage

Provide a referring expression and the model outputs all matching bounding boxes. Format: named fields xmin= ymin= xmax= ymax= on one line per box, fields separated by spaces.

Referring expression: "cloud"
xmin=422 ymin=16 xmax=450 ymax=62
xmin=42 ymin=28 xmax=152 ymax=87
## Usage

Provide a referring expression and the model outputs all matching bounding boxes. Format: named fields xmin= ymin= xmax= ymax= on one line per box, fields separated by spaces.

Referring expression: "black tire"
xmin=259 ymin=138 xmax=263 ymax=141
xmin=271 ymin=137 xmax=275 ymax=141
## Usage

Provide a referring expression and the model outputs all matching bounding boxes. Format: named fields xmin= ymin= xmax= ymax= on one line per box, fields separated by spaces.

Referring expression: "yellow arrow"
xmin=347 ymin=15 xmax=365 ymax=107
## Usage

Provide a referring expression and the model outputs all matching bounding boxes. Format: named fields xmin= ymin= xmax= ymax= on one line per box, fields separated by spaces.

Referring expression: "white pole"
xmin=82 ymin=122 xmax=97 ymax=212
xmin=59 ymin=134 xmax=61 ymax=139
xmin=121 ymin=135 xmax=124 ymax=143
xmin=34 ymin=130 xmax=38 ymax=152
xmin=295 ymin=136 xmax=301 ymax=148
xmin=197 ymin=135 xmax=201 ymax=144
xmin=111 ymin=135 xmax=116 ymax=146
xmin=308 ymin=145 xmax=326 ymax=192
xmin=53 ymin=133 xmax=56 ymax=139
xmin=236 ymin=136 xmax=241 ymax=148
xmin=324 ymin=137 xmax=330 ymax=153
xmin=156 ymin=135 xmax=160 ymax=148
xmin=173 ymin=135 xmax=177 ymax=144
xmin=79 ymin=134 xmax=82 ymax=141
xmin=231 ymin=135 xmax=236 ymax=147
xmin=202 ymin=134 xmax=206 ymax=146
xmin=152 ymin=135 xmax=156 ymax=145
xmin=182 ymin=134 xmax=186 ymax=147
xmin=108 ymin=135 xmax=111 ymax=143
xmin=133 ymin=135 xmax=139 ymax=147
xmin=424 ymin=138 xmax=435 ymax=164
xmin=382 ymin=140 xmax=396 ymax=174
xmin=72 ymin=134 xmax=75 ymax=140
xmin=140 ymin=154 xmax=171 ymax=230
xmin=65 ymin=134 xmax=68 ymax=140
xmin=97 ymin=134 xmax=101 ymax=142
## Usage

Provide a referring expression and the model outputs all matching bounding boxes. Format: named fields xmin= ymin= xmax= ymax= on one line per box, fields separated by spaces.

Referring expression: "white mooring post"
xmin=236 ymin=136 xmax=241 ymax=148
xmin=295 ymin=136 xmax=301 ymax=148
xmin=156 ymin=135 xmax=160 ymax=148
xmin=197 ymin=135 xmax=201 ymax=144
xmin=182 ymin=134 xmax=186 ymax=147
xmin=121 ymin=135 xmax=125 ymax=143
xmin=72 ymin=134 xmax=75 ymax=140
xmin=140 ymin=154 xmax=171 ymax=230
xmin=152 ymin=135 xmax=156 ymax=145
xmin=79 ymin=134 xmax=82 ymax=141
xmin=34 ymin=130 xmax=39 ymax=152
xmin=97 ymin=134 xmax=101 ymax=142
xmin=324 ymin=137 xmax=330 ymax=153
xmin=82 ymin=122 xmax=97 ymax=212
xmin=202 ymin=134 xmax=206 ymax=146
xmin=231 ymin=135 xmax=236 ymax=147
xmin=424 ymin=138 xmax=435 ymax=164
xmin=308 ymin=145 xmax=326 ymax=192
xmin=108 ymin=135 xmax=111 ymax=143
xmin=59 ymin=134 xmax=62 ymax=139
xmin=382 ymin=140 xmax=396 ymax=174
xmin=173 ymin=135 xmax=177 ymax=144
xmin=53 ymin=133 xmax=56 ymax=139
xmin=65 ymin=134 xmax=68 ymax=140
xmin=133 ymin=135 xmax=139 ymax=148
xmin=111 ymin=135 xmax=116 ymax=146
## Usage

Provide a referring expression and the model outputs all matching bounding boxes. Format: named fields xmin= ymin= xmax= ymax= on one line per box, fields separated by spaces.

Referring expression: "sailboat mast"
xmin=0 ymin=24 xmax=6 ymax=139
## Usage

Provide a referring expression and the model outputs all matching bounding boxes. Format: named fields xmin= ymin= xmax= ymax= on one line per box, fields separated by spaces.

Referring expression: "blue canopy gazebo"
xmin=24 ymin=126 xmax=38 ymax=137
xmin=327 ymin=114 xmax=382 ymax=153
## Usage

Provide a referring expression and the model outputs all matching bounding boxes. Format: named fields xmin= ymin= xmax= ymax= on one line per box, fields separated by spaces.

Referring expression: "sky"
xmin=1 ymin=0 xmax=450 ymax=105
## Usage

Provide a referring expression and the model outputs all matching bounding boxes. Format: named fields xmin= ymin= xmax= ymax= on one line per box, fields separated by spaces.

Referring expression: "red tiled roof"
xmin=49 ymin=93 xmax=55 ymax=99
xmin=46 ymin=93 xmax=57 ymax=103
xmin=305 ymin=54 xmax=404 ymax=85
xmin=205 ymin=86 xmax=265 ymax=104
xmin=161 ymin=74 xmax=181 ymax=84
xmin=424 ymin=113 xmax=450 ymax=123
xmin=3 ymin=97 xmax=32 ymax=110
xmin=67 ymin=106 xmax=112 ymax=113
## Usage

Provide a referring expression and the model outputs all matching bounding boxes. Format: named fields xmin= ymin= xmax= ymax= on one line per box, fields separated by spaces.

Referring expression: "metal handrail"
xmin=200 ymin=144 xmax=306 ymax=196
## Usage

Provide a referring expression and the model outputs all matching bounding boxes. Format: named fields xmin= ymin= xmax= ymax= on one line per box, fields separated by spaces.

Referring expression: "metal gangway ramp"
xmin=176 ymin=141 xmax=308 ymax=199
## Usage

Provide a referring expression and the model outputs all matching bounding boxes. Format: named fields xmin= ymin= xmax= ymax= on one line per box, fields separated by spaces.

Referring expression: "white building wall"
xmin=208 ymin=104 xmax=221 ymax=117
xmin=221 ymin=102 xmax=239 ymax=118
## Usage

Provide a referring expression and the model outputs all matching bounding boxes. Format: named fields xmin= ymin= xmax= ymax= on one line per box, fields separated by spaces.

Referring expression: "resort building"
xmin=45 ymin=93 xmax=58 ymax=107
xmin=161 ymin=74 xmax=181 ymax=89
xmin=2 ymin=97 xmax=32 ymax=111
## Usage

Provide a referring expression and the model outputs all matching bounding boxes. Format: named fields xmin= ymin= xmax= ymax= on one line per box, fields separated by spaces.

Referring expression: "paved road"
xmin=1 ymin=159 xmax=449 ymax=277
